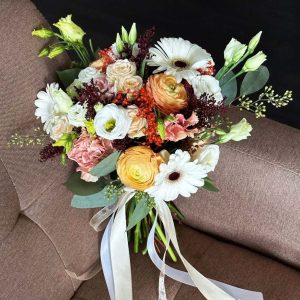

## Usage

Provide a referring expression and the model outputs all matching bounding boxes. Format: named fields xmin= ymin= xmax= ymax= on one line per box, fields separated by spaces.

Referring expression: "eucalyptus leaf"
xmin=71 ymin=185 xmax=118 ymax=208
xmin=240 ymin=65 xmax=269 ymax=96
xmin=219 ymin=71 xmax=237 ymax=105
xmin=139 ymin=59 xmax=147 ymax=78
xmin=90 ymin=151 xmax=121 ymax=178
xmin=202 ymin=178 xmax=219 ymax=192
xmin=56 ymin=68 xmax=82 ymax=88
xmin=215 ymin=67 xmax=225 ymax=80
xmin=127 ymin=196 xmax=150 ymax=231
xmin=64 ymin=172 xmax=108 ymax=196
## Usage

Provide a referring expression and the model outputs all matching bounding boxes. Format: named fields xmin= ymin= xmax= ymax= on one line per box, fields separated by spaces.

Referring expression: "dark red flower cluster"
xmin=39 ymin=143 xmax=63 ymax=162
xmin=134 ymin=27 xmax=155 ymax=66
xmin=78 ymin=80 xmax=114 ymax=119
xmin=182 ymin=81 xmax=225 ymax=128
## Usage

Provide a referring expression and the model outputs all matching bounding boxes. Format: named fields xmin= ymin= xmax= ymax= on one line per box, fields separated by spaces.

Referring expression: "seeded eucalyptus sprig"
xmin=236 ymin=86 xmax=293 ymax=118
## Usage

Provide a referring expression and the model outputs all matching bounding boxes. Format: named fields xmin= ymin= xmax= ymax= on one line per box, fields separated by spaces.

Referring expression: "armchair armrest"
xmin=176 ymin=108 xmax=300 ymax=268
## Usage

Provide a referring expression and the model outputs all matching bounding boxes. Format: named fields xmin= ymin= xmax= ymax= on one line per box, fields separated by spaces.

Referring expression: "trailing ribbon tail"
xmin=147 ymin=199 xmax=264 ymax=300
xmin=99 ymin=192 xmax=135 ymax=300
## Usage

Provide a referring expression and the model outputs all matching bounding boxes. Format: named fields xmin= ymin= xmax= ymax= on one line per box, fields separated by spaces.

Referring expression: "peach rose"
xmin=127 ymin=105 xmax=147 ymax=138
xmin=115 ymin=75 xmax=143 ymax=100
xmin=106 ymin=59 xmax=137 ymax=84
xmin=68 ymin=131 xmax=114 ymax=182
xmin=147 ymin=74 xmax=188 ymax=115
xmin=116 ymin=146 xmax=163 ymax=191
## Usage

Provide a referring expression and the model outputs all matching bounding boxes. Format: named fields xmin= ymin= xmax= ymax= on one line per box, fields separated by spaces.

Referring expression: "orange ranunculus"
xmin=147 ymin=74 xmax=188 ymax=115
xmin=116 ymin=146 xmax=163 ymax=191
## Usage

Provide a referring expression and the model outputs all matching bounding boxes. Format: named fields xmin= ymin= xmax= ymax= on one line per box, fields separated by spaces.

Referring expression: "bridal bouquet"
xmin=26 ymin=15 xmax=293 ymax=300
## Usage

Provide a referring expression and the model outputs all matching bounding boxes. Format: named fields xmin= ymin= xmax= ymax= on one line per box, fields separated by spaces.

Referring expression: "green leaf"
xmin=127 ymin=196 xmax=150 ymax=231
xmin=139 ymin=59 xmax=147 ymax=78
xmin=215 ymin=67 xmax=225 ymax=80
xmin=202 ymin=178 xmax=219 ymax=192
xmin=71 ymin=185 xmax=119 ymax=208
xmin=64 ymin=172 xmax=108 ymax=196
xmin=157 ymin=118 xmax=165 ymax=140
xmin=53 ymin=133 xmax=77 ymax=154
xmin=220 ymin=71 xmax=237 ymax=105
xmin=56 ymin=68 xmax=82 ymax=88
xmin=90 ymin=151 xmax=121 ymax=178
xmin=240 ymin=65 xmax=269 ymax=96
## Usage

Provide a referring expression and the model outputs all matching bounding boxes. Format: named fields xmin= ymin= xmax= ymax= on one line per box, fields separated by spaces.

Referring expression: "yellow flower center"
xmin=105 ymin=118 xmax=116 ymax=132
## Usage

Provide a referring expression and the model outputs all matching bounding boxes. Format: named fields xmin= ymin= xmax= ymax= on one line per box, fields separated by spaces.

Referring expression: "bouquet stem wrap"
xmin=91 ymin=192 xmax=264 ymax=300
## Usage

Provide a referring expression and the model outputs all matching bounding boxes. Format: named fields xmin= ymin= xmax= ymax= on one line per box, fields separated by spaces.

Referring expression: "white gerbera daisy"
xmin=147 ymin=37 xmax=213 ymax=83
xmin=146 ymin=150 xmax=207 ymax=202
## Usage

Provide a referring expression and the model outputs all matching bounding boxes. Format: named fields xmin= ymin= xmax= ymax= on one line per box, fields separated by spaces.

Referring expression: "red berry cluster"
xmin=135 ymin=87 xmax=162 ymax=146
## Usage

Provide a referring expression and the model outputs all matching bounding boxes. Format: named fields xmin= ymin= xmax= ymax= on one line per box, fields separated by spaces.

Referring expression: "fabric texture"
xmin=72 ymin=224 xmax=300 ymax=300
xmin=0 ymin=0 xmax=100 ymax=291
xmin=0 ymin=1 xmax=299 ymax=300
xmin=175 ymin=109 xmax=300 ymax=268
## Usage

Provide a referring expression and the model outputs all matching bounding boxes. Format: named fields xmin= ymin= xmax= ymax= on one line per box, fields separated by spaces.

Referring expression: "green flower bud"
xmin=242 ymin=51 xmax=267 ymax=72
xmin=218 ymin=118 xmax=252 ymax=143
xmin=38 ymin=47 xmax=50 ymax=57
xmin=121 ymin=26 xmax=129 ymax=43
xmin=32 ymin=28 xmax=54 ymax=38
xmin=224 ymin=38 xmax=247 ymax=67
xmin=53 ymin=15 xmax=85 ymax=44
xmin=248 ymin=31 xmax=262 ymax=54
xmin=116 ymin=33 xmax=124 ymax=53
xmin=48 ymin=45 xmax=65 ymax=59
xmin=128 ymin=23 xmax=137 ymax=46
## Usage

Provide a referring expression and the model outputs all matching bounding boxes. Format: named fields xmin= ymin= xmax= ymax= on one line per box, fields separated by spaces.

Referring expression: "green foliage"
xmin=64 ymin=172 xmax=108 ymax=195
xmin=127 ymin=192 xmax=153 ymax=231
xmin=71 ymin=184 xmax=120 ymax=208
xmin=203 ymin=178 xmax=219 ymax=192
xmin=56 ymin=68 xmax=82 ymax=88
xmin=53 ymin=132 xmax=77 ymax=154
xmin=220 ymin=71 xmax=237 ymax=105
xmin=240 ymin=66 xmax=269 ymax=96
xmin=90 ymin=151 xmax=121 ymax=178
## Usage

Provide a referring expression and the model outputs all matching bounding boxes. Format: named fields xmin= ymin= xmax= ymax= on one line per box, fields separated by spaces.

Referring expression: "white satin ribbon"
xmin=95 ymin=193 xmax=263 ymax=300
xmin=100 ymin=192 xmax=135 ymax=300
xmin=147 ymin=199 xmax=264 ymax=300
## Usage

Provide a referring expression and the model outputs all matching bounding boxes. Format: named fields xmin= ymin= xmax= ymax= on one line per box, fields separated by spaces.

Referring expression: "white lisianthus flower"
xmin=219 ymin=118 xmax=252 ymax=143
xmin=242 ymin=51 xmax=267 ymax=72
xmin=146 ymin=150 xmax=207 ymax=202
xmin=106 ymin=59 xmax=137 ymax=84
xmin=46 ymin=115 xmax=73 ymax=141
xmin=192 ymin=145 xmax=220 ymax=172
xmin=224 ymin=38 xmax=247 ymax=66
xmin=147 ymin=37 xmax=213 ymax=83
xmin=191 ymin=75 xmax=223 ymax=103
xmin=53 ymin=15 xmax=85 ymax=44
xmin=35 ymin=83 xmax=73 ymax=129
xmin=78 ymin=67 xmax=102 ymax=83
xmin=94 ymin=103 xmax=132 ymax=140
xmin=68 ymin=103 xmax=87 ymax=127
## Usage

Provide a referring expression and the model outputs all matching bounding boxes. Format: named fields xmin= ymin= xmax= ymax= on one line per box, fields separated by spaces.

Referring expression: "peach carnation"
xmin=165 ymin=112 xmax=199 ymax=142
xmin=68 ymin=131 xmax=113 ymax=182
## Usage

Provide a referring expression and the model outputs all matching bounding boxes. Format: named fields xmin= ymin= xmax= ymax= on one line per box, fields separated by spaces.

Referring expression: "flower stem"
xmin=134 ymin=221 xmax=141 ymax=253
xmin=149 ymin=210 xmax=177 ymax=262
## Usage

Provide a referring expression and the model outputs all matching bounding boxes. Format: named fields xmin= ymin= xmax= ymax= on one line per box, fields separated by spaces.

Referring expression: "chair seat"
xmin=72 ymin=224 xmax=300 ymax=300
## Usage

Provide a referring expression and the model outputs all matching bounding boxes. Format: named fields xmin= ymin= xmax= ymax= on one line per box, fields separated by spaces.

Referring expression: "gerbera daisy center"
xmin=168 ymin=171 xmax=181 ymax=181
xmin=174 ymin=60 xmax=188 ymax=68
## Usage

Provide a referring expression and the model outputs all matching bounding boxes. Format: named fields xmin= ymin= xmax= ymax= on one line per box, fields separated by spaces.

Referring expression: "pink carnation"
xmin=68 ymin=131 xmax=113 ymax=182
xmin=165 ymin=112 xmax=199 ymax=142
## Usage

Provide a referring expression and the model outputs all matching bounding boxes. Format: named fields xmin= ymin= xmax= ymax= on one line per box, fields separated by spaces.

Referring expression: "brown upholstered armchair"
xmin=0 ymin=1 xmax=299 ymax=299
